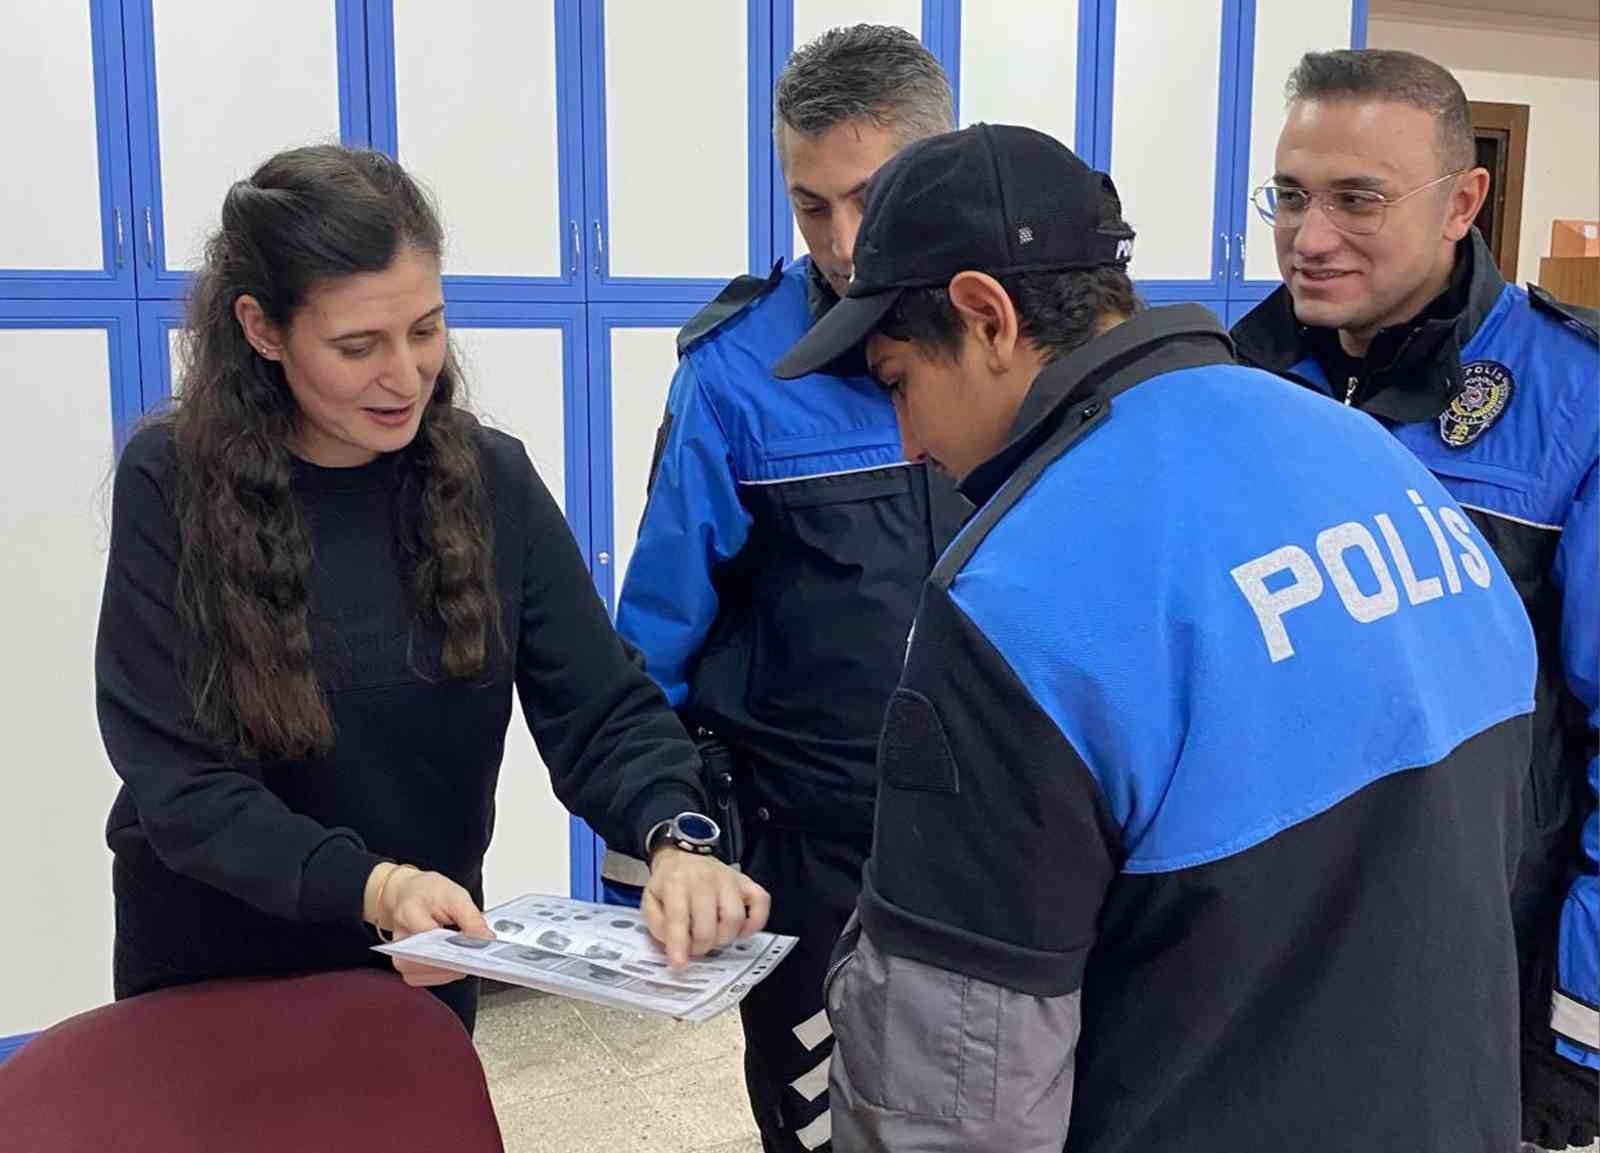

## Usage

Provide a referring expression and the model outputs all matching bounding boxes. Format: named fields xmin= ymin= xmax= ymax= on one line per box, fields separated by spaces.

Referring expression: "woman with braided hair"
xmin=97 ymin=145 xmax=766 ymax=1032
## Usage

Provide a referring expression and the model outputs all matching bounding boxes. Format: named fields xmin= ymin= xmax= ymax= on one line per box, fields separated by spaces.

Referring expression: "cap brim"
xmin=773 ymin=289 xmax=902 ymax=380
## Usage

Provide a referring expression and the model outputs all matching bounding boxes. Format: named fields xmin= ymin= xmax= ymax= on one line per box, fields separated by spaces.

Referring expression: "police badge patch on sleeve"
xmin=1440 ymin=360 xmax=1514 ymax=448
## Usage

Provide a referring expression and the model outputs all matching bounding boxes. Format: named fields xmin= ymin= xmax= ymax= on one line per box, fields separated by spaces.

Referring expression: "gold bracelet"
xmin=369 ymin=863 xmax=417 ymax=940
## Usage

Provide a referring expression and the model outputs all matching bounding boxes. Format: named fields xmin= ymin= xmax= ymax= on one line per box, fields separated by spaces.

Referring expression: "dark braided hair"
xmin=169 ymin=144 xmax=498 ymax=759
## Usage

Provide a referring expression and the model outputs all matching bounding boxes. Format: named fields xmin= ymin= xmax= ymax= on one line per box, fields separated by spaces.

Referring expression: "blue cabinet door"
xmin=1227 ymin=0 xmax=1364 ymax=296
xmin=0 ymin=1 xmax=136 ymax=300
xmin=582 ymin=0 xmax=776 ymax=302
xmin=950 ymin=0 xmax=1099 ymax=157
xmin=367 ymin=1 xmax=587 ymax=304
xmin=1095 ymin=0 xmax=1244 ymax=304
xmin=122 ymin=0 xmax=368 ymax=299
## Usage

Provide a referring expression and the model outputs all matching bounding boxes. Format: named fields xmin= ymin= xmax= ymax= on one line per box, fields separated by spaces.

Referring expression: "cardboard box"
xmin=1550 ymin=219 xmax=1600 ymax=258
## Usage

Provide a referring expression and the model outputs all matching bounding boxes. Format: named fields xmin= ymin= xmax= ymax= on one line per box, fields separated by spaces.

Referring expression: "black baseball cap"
xmin=774 ymin=123 xmax=1135 ymax=380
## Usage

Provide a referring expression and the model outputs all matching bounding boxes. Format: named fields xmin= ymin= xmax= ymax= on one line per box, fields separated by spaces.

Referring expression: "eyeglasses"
xmin=1251 ymin=170 xmax=1465 ymax=237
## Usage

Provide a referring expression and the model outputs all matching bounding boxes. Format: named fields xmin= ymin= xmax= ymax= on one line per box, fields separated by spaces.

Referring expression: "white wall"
xmin=1369 ymin=1 xmax=1600 ymax=285
xmin=0 ymin=329 xmax=119 ymax=1035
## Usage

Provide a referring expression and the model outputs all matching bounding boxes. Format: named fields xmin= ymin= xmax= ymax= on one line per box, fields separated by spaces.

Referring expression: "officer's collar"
xmin=959 ymin=305 xmax=1234 ymax=507
xmin=805 ymin=257 xmax=840 ymax=326
xmin=797 ymin=257 xmax=881 ymax=377
xmin=1232 ymin=230 xmax=1506 ymax=423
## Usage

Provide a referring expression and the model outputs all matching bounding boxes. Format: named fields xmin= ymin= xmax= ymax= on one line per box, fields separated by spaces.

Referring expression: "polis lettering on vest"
xmin=1231 ymin=489 xmax=1493 ymax=663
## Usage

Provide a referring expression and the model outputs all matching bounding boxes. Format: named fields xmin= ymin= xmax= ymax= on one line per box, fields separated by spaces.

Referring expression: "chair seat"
xmin=0 ymin=969 xmax=504 ymax=1153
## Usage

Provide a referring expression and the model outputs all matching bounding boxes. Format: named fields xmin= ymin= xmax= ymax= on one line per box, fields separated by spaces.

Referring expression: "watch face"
xmin=677 ymin=813 xmax=719 ymax=842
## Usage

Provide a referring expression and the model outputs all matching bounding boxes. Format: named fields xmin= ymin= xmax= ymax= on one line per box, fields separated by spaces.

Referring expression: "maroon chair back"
xmin=0 ymin=969 xmax=504 ymax=1153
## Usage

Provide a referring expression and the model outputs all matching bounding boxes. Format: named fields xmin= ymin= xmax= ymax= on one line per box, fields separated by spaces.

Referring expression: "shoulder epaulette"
xmin=676 ymin=259 xmax=785 ymax=356
xmin=1528 ymin=283 xmax=1599 ymax=344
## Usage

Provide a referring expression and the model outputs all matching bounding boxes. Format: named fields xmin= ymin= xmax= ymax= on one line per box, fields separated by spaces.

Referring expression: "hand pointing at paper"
xmin=643 ymin=848 xmax=771 ymax=968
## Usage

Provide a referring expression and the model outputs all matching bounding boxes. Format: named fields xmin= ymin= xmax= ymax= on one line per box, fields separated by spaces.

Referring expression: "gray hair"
xmin=774 ymin=24 xmax=953 ymax=154
xmin=1286 ymin=49 xmax=1476 ymax=171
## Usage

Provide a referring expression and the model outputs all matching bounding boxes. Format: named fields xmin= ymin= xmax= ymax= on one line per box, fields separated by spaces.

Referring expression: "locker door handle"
xmin=1220 ymin=233 xmax=1230 ymax=278
xmin=570 ymin=220 xmax=580 ymax=275
xmin=144 ymin=208 xmax=155 ymax=267
xmin=592 ymin=220 xmax=604 ymax=274
xmin=113 ymin=208 xmax=125 ymax=267
xmin=1235 ymin=234 xmax=1245 ymax=278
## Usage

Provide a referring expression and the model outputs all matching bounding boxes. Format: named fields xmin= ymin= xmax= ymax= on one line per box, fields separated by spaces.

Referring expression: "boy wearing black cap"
xmin=778 ymin=124 xmax=1539 ymax=1153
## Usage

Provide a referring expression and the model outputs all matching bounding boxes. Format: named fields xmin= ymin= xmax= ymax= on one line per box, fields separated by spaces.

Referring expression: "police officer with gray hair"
xmin=604 ymin=26 xmax=965 ymax=1152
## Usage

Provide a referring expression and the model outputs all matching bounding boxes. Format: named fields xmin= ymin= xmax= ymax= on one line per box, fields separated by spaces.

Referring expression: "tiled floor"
xmin=475 ymin=986 xmax=761 ymax=1153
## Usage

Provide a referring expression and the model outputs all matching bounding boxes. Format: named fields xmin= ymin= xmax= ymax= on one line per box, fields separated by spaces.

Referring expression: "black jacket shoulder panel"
xmin=676 ymin=260 xmax=786 ymax=356
xmin=1528 ymin=284 xmax=1600 ymax=344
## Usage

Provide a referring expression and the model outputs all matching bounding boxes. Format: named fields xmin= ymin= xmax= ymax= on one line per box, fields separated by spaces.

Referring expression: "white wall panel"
xmin=604 ymin=1 xmax=748 ymax=279
xmin=0 ymin=328 xmax=118 ymax=1033
xmin=152 ymin=0 xmax=341 ymax=271
xmin=0 ymin=3 xmax=104 ymax=270
xmin=793 ymin=0 xmax=920 ymax=50
xmin=1111 ymin=0 xmax=1225 ymax=282
xmin=452 ymin=325 xmax=574 ymax=905
xmin=960 ymin=0 xmax=1080 ymax=148
xmin=608 ymin=326 xmax=679 ymax=593
xmin=1245 ymin=1 xmax=1356 ymax=281
xmin=394 ymin=1 xmax=563 ymax=279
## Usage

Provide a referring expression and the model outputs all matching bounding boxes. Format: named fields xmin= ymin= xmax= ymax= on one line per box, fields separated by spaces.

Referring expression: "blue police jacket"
xmin=614 ymin=257 xmax=965 ymax=839
xmin=827 ymin=304 xmax=1537 ymax=1153
xmin=1234 ymin=230 xmax=1599 ymax=1091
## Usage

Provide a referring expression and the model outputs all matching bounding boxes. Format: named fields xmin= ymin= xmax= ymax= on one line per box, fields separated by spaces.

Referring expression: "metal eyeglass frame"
xmin=1251 ymin=170 xmax=1466 ymax=236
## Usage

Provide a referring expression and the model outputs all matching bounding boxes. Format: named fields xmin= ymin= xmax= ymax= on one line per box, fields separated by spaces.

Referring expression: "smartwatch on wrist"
xmin=648 ymin=811 xmax=722 ymax=857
